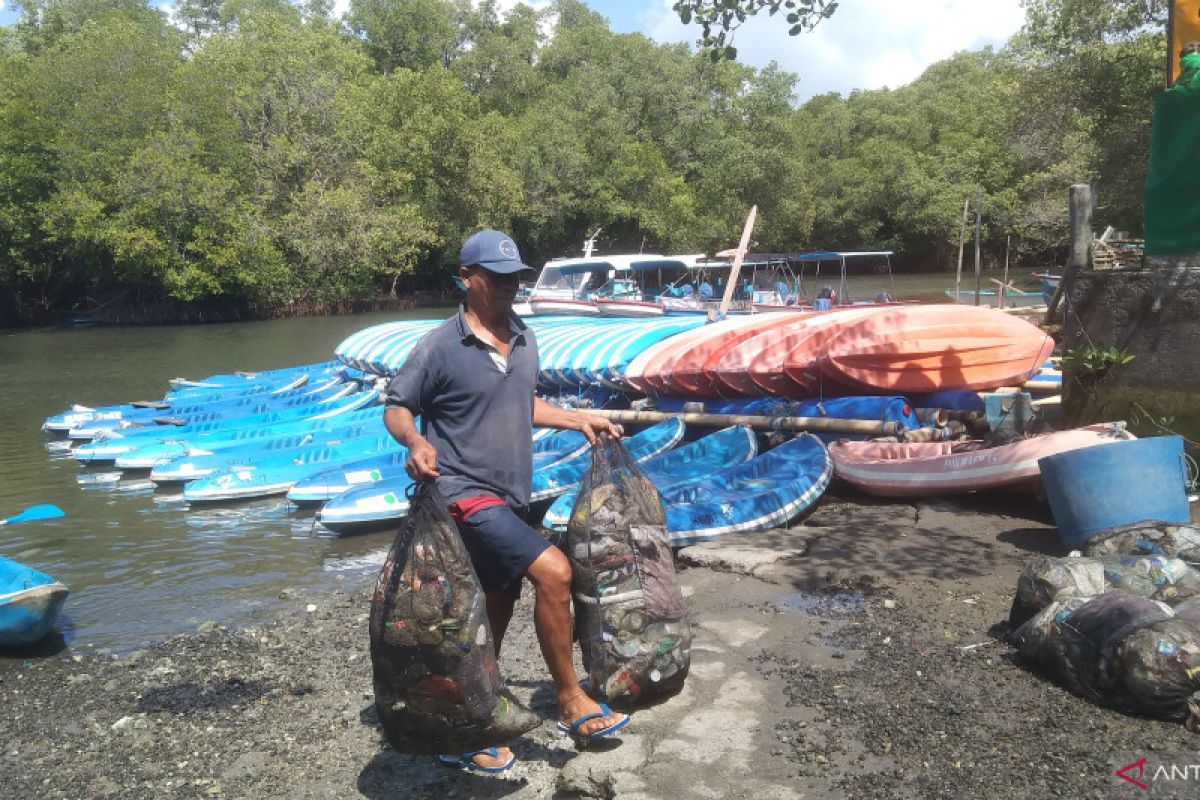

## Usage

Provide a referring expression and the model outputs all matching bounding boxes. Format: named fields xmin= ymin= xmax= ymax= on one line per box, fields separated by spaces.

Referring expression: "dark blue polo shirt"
xmin=385 ymin=305 xmax=538 ymax=508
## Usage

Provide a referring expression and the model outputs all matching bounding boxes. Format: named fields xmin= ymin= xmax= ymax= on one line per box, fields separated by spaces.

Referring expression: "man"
xmin=383 ymin=229 xmax=629 ymax=774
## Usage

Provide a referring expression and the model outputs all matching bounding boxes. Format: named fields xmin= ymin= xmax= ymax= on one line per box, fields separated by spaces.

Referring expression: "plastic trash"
xmin=1011 ymin=591 xmax=1200 ymax=728
xmin=1010 ymin=554 xmax=1200 ymax=628
xmin=1082 ymin=521 xmax=1200 ymax=563
xmin=567 ymin=435 xmax=692 ymax=703
xmin=1011 ymin=556 xmax=1106 ymax=627
xmin=369 ymin=481 xmax=538 ymax=754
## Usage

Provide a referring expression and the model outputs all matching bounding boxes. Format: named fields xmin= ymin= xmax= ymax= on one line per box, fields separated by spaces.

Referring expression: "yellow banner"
xmin=1170 ymin=0 xmax=1200 ymax=82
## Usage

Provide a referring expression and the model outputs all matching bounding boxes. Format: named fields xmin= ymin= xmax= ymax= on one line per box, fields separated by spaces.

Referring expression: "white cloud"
xmin=642 ymin=0 xmax=1026 ymax=100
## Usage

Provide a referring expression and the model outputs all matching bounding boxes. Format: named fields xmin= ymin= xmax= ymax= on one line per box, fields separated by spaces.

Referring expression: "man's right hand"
xmin=405 ymin=437 xmax=440 ymax=480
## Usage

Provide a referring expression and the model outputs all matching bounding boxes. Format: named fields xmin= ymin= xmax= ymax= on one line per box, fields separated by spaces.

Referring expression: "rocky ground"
xmin=3 ymin=488 xmax=1200 ymax=799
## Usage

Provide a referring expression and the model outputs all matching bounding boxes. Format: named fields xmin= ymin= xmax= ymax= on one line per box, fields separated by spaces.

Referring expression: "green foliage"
xmin=0 ymin=0 xmax=1172 ymax=321
xmin=1062 ymin=344 xmax=1136 ymax=376
xmin=671 ymin=0 xmax=838 ymax=58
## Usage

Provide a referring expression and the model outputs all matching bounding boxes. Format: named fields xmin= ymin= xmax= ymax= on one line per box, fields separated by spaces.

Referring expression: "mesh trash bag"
xmin=1097 ymin=556 xmax=1200 ymax=605
xmin=567 ymin=435 xmax=692 ymax=703
xmin=369 ymin=481 xmax=539 ymax=754
xmin=1009 ymin=555 xmax=1200 ymax=629
xmin=1174 ymin=597 xmax=1200 ymax=628
xmin=1111 ymin=619 xmax=1200 ymax=728
xmin=1082 ymin=522 xmax=1200 ymax=563
xmin=1010 ymin=556 xmax=1106 ymax=627
xmin=1012 ymin=591 xmax=1174 ymax=701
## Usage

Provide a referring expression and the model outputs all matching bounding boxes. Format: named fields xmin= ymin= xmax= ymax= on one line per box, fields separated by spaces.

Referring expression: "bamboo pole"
xmin=955 ymin=197 xmax=969 ymax=303
xmin=972 ymin=188 xmax=983 ymax=306
xmin=717 ymin=205 xmax=758 ymax=318
xmin=914 ymin=408 xmax=950 ymax=427
xmin=589 ymin=408 xmax=904 ymax=436
xmin=1000 ymin=234 xmax=1010 ymax=307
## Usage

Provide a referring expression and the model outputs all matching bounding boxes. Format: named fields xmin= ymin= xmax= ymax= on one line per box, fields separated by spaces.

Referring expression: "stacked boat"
xmin=44 ymin=301 xmax=1110 ymax=549
xmin=333 ymin=305 xmax=1054 ymax=399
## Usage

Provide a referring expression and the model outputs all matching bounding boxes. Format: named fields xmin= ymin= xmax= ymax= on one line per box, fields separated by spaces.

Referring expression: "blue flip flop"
xmin=436 ymin=747 xmax=516 ymax=774
xmin=557 ymin=703 xmax=631 ymax=743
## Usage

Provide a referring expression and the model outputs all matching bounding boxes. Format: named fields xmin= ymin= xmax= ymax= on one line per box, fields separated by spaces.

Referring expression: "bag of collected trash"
xmin=1010 ymin=556 xmax=1106 ymax=627
xmin=1011 ymin=590 xmax=1200 ymax=726
xmin=1097 ymin=555 xmax=1200 ymax=605
xmin=369 ymin=481 xmax=539 ymax=754
xmin=1082 ymin=522 xmax=1200 ymax=563
xmin=567 ymin=434 xmax=692 ymax=703
xmin=1010 ymin=555 xmax=1200 ymax=628
xmin=1173 ymin=597 xmax=1200 ymax=629
xmin=1112 ymin=619 xmax=1200 ymax=727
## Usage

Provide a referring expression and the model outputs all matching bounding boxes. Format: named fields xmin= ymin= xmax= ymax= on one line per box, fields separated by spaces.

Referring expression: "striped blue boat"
xmin=662 ymin=434 xmax=833 ymax=546
xmin=542 ymin=425 xmax=758 ymax=530
xmin=530 ymin=418 xmax=685 ymax=503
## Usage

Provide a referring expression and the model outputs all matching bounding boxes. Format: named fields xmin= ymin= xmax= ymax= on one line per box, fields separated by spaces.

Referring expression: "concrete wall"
xmin=1062 ymin=255 xmax=1200 ymax=441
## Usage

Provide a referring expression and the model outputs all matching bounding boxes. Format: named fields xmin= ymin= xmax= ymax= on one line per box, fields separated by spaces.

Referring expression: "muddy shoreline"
xmin=4 ymin=490 xmax=1199 ymax=799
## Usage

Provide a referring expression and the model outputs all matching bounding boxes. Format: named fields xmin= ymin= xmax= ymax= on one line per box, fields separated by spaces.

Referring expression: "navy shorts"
xmin=454 ymin=505 xmax=550 ymax=599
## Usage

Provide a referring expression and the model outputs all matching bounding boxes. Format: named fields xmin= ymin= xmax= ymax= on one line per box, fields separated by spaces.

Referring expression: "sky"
xmin=0 ymin=0 xmax=1028 ymax=101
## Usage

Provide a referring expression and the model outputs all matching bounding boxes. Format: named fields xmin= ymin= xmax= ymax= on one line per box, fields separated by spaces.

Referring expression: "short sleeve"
xmin=384 ymin=335 xmax=437 ymax=414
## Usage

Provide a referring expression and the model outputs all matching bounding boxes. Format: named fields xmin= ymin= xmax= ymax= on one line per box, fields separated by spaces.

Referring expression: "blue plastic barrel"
xmin=1038 ymin=435 xmax=1191 ymax=549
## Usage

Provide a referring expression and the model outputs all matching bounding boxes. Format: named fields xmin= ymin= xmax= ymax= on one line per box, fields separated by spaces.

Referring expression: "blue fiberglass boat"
xmin=662 ymin=433 xmax=833 ymax=547
xmin=182 ymin=434 xmax=402 ymax=503
xmin=114 ymin=406 xmax=383 ymax=469
xmin=286 ymin=450 xmax=411 ymax=505
xmin=72 ymin=388 xmax=381 ymax=463
xmin=166 ymin=359 xmax=343 ymax=392
xmin=66 ymin=378 xmax=357 ymax=439
xmin=42 ymin=368 xmax=345 ymax=432
xmin=150 ymin=420 xmax=386 ymax=484
xmin=542 ymin=425 xmax=758 ymax=531
xmin=0 ymin=556 xmax=69 ymax=647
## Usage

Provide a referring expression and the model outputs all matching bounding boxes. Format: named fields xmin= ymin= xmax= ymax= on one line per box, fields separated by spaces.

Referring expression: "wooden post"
xmin=955 ymin=197 xmax=969 ymax=303
xmin=717 ymin=205 xmax=758 ymax=318
xmin=973 ymin=188 xmax=983 ymax=306
xmin=1068 ymin=183 xmax=1093 ymax=273
xmin=1045 ymin=183 xmax=1093 ymax=324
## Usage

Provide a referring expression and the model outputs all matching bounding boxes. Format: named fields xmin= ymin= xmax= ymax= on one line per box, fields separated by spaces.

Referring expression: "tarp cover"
xmin=1144 ymin=52 xmax=1200 ymax=255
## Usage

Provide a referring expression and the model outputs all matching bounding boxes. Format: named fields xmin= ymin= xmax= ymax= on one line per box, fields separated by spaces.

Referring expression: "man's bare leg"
xmin=524 ymin=547 xmax=628 ymax=737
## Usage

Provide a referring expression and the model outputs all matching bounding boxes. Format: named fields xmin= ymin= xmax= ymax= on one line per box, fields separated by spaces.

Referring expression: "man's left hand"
xmin=578 ymin=414 xmax=621 ymax=443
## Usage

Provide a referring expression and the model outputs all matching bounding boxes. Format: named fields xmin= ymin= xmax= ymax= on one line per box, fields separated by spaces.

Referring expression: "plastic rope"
xmin=1183 ymin=452 xmax=1199 ymax=494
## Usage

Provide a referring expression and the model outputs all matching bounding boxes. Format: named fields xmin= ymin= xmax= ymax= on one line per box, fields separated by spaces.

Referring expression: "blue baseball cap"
xmin=459 ymin=229 xmax=533 ymax=274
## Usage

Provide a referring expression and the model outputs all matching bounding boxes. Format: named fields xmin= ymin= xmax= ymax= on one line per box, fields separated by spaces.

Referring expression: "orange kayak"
xmin=668 ymin=313 xmax=795 ymax=397
xmin=724 ymin=308 xmax=876 ymax=397
xmin=802 ymin=305 xmax=1055 ymax=392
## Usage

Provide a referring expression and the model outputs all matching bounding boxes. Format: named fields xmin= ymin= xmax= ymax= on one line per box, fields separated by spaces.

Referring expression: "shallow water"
xmin=0 ymin=309 xmax=451 ymax=654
